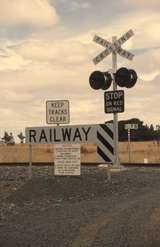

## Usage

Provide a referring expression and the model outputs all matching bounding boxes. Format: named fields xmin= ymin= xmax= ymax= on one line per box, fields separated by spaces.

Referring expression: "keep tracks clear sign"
xmin=46 ymin=100 xmax=70 ymax=124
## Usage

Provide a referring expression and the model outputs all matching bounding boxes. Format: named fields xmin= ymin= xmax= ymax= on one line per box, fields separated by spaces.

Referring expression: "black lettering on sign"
xmin=73 ymin=128 xmax=82 ymax=142
xmin=82 ymin=127 xmax=91 ymax=141
xmin=108 ymin=46 xmax=112 ymax=52
xmin=53 ymin=129 xmax=61 ymax=142
xmin=29 ymin=130 xmax=36 ymax=143
xmin=39 ymin=129 xmax=48 ymax=142
xmin=94 ymin=56 xmax=100 ymax=64
xmin=49 ymin=129 xmax=52 ymax=142
xmin=62 ymin=128 xmax=71 ymax=141
xmin=96 ymin=36 xmax=101 ymax=43
xmin=99 ymin=52 xmax=105 ymax=60
xmin=104 ymin=49 xmax=109 ymax=56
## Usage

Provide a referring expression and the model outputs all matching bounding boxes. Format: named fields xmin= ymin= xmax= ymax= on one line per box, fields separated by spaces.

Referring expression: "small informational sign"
xmin=104 ymin=90 xmax=124 ymax=113
xmin=46 ymin=100 xmax=70 ymax=124
xmin=54 ymin=144 xmax=81 ymax=176
xmin=125 ymin=123 xmax=138 ymax=130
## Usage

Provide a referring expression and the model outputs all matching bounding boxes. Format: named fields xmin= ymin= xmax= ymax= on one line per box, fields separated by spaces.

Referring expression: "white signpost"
xmin=46 ymin=100 xmax=70 ymax=125
xmin=125 ymin=123 xmax=139 ymax=163
xmin=54 ymin=144 xmax=81 ymax=176
xmin=92 ymin=29 xmax=135 ymax=166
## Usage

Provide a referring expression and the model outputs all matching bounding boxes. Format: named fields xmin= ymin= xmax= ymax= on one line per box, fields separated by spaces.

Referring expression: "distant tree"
xmin=0 ymin=137 xmax=5 ymax=144
xmin=149 ymin=124 xmax=154 ymax=131
xmin=17 ymin=132 xmax=25 ymax=143
xmin=154 ymin=126 xmax=160 ymax=142
xmin=2 ymin=132 xmax=10 ymax=143
xmin=106 ymin=118 xmax=159 ymax=141
xmin=2 ymin=131 xmax=15 ymax=145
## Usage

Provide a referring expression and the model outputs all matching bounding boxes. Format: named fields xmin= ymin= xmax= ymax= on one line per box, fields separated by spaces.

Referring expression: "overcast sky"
xmin=0 ymin=0 xmax=160 ymax=139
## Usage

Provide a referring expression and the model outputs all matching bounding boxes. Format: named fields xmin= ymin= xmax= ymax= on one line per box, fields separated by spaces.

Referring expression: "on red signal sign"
xmin=104 ymin=90 xmax=124 ymax=113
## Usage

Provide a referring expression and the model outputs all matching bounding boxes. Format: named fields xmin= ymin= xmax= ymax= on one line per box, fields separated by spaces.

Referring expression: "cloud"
xmin=133 ymin=47 xmax=160 ymax=56
xmin=124 ymin=0 xmax=160 ymax=9
xmin=1 ymin=11 xmax=159 ymax=125
xmin=0 ymin=0 xmax=59 ymax=28
xmin=0 ymin=51 xmax=31 ymax=71
xmin=58 ymin=0 xmax=91 ymax=11
xmin=13 ymin=39 xmax=92 ymax=67
xmin=2 ymin=90 xmax=34 ymax=103
xmin=70 ymin=1 xmax=91 ymax=10
xmin=140 ymin=71 xmax=160 ymax=81
xmin=87 ymin=10 xmax=160 ymax=78
xmin=0 ymin=1 xmax=160 ymax=135
xmin=121 ymin=75 xmax=160 ymax=125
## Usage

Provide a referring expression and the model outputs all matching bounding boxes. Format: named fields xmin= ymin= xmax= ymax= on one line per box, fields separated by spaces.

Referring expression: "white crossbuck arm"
xmin=93 ymin=29 xmax=134 ymax=65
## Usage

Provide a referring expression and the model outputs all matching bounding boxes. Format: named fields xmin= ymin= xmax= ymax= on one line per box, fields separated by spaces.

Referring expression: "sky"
xmin=0 ymin=0 xmax=160 ymax=141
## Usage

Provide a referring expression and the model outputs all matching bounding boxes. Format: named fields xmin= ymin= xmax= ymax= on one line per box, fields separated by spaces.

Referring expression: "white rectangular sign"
xmin=93 ymin=35 xmax=111 ymax=47
xmin=46 ymin=100 xmax=70 ymax=124
xmin=25 ymin=124 xmax=97 ymax=144
xmin=125 ymin=124 xmax=138 ymax=130
xmin=116 ymin=29 xmax=134 ymax=47
xmin=116 ymin=47 xmax=134 ymax=60
xmin=54 ymin=144 xmax=81 ymax=176
xmin=25 ymin=123 xmax=115 ymax=163
xmin=93 ymin=49 xmax=111 ymax=65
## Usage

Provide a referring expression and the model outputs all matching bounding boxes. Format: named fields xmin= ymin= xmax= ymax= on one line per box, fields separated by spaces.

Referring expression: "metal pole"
xmin=128 ymin=129 xmax=131 ymax=163
xmin=112 ymin=36 xmax=119 ymax=166
xmin=28 ymin=143 xmax=32 ymax=179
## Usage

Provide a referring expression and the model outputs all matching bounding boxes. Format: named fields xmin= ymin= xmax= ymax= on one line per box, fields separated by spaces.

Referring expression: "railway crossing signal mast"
xmin=90 ymin=29 xmax=137 ymax=166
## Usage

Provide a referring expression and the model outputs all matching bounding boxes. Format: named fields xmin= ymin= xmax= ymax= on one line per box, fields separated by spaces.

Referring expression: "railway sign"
xmin=26 ymin=124 xmax=96 ymax=144
xmin=104 ymin=90 xmax=124 ymax=113
xmin=25 ymin=123 xmax=115 ymax=163
xmin=46 ymin=100 xmax=70 ymax=125
xmin=93 ymin=29 xmax=134 ymax=65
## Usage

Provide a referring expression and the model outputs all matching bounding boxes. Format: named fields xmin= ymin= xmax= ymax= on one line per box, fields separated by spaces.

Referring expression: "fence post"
xmin=28 ymin=143 xmax=32 ymax=179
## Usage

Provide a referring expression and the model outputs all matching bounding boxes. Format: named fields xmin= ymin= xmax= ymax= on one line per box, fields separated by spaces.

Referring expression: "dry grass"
xmin=0 ymin=141 xmax=159 ymax=164
xmin=119 ymin=141 xmax=160 ymax=163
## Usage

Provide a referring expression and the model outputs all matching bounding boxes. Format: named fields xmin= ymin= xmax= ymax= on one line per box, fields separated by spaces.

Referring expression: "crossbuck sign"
xmin=92 ymin=29 xmax=135 ymax=166
xmin=93 ymin=29 xmax=134 ymax=65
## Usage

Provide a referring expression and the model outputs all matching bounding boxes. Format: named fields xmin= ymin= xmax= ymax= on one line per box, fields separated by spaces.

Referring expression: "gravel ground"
xmin=0 ymin=165 xmax=160 ymax=247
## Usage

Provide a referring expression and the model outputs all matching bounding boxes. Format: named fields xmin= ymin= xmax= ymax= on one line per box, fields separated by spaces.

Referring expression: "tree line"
xmin=106 ymin=118 xmax=160 ymax=142
xmin=0 ymin=132 xmax=25 ymax=144
xmin=0 ymin=118 xmax=159 ymax=144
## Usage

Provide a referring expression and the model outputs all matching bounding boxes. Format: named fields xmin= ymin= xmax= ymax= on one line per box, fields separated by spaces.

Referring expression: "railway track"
xmin=0 ymin=162 xmax=159 ymax=167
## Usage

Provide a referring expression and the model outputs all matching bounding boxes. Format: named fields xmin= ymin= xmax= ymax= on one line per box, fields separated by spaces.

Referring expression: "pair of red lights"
xmin=89 ymin=67 xmax=138 ymax=90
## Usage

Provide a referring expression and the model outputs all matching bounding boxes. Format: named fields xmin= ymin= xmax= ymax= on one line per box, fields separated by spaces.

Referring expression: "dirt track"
xmin=0 ymin=166 xmax=160 ymax=247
